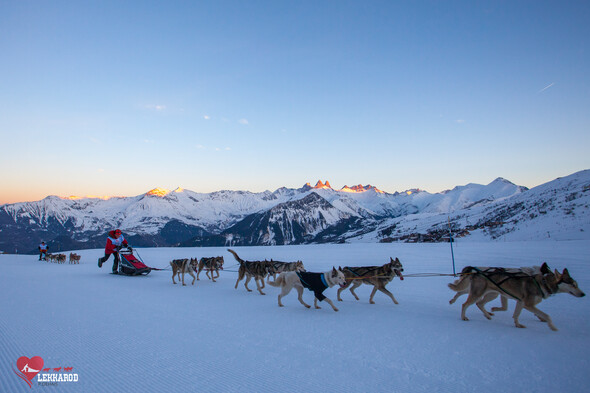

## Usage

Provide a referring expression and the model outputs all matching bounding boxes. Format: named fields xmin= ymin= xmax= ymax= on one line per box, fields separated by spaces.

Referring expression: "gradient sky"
xmin=1 ymin=1 xmax=589 ymax=204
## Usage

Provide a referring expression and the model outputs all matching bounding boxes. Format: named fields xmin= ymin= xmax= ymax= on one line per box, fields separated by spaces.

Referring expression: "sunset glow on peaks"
xmin=340 ymin=185 xmax=385 ymax=194
xmin=64 ymin=195 xmax=120 ymax=200
xmin=146 ymin=188 xmax=171 ymax=197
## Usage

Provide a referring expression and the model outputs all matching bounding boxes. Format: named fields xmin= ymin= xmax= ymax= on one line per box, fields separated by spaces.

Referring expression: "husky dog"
xmin=267 ymin=268 xmax=347 ymax=312
xmin=48 ymin=253 xmax=66 ymax=263
xmin=197 ymin=256 xmax=224 ymax=282
xmin=228 ymin=249 xmax=275 ymax=295
xmin=448 ymin=263 xmax=585 ymax=331
xmin=448 ymin=266 xmax=543 ymax=315
xmin=170 ymin=258 xmax=198 ymax=286
xmin=337 ymin=257 xmax=404 ymax=304
xmin=268 ymin=259 xmax=306 ymax=279
xmin=69 ymin=253 xmax=81 ymax=264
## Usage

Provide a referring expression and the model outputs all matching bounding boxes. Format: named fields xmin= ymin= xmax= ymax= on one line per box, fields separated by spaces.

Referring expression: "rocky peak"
xmin=340 ymin=184 xmax=385 ymax=194
xmin=313 ymin=180 xmax=333 ymax=190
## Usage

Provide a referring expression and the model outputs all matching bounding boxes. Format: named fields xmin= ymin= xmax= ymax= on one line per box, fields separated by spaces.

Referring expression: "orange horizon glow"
xmin=64 ymin=195 xmax=122 ymax=201
xmin=1 ymin=182 xmax=396 ymax=205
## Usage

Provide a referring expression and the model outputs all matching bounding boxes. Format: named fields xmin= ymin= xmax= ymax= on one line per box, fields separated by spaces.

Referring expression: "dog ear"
xmin=554 ymin=269 xmax=561 ymax=280
xmin=540 ymin=262 xmax=550 ymax=274
xmin=562 ymin=268 xmax=570 ymax=278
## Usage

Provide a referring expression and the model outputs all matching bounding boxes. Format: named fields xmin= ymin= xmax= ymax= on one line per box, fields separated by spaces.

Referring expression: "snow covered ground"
xmin=1 ymin=241 xmax=589 ymax=392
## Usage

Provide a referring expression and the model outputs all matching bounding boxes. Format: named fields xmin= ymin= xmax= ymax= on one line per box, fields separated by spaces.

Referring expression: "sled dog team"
xmin=43 ymin=253 xmax=80 ymax=264
xmin=168 ymin=249 xmax=585 ymax=331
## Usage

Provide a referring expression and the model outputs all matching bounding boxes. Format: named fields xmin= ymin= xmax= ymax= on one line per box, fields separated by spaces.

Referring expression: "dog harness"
xmin=470 ymin=267 xmax=555 ymax=300
xmin=296 ymin=271 xmax=329 ymax=302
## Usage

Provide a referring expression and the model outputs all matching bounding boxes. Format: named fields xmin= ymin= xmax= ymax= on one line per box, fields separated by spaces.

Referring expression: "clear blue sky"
xmin=1 ymin=1 xmax=589 ymax=204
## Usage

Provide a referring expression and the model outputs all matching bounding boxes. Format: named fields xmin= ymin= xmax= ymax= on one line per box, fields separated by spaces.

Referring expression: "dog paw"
xmin=462 ymin=317 xmax=469 ymax=321
xmin=370 ymin=301 xmax=375 ymax=304
xmin=515 ymin=323 xmax=526 ymax=329
xmin=333 ymin=308 xmax=339 ymax=312
xmin=304 ymin=305 xmax=311 ymax=309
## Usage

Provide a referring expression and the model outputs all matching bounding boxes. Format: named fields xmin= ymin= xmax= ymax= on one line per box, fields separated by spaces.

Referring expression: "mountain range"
xmin=1 ymin=171 xmax=588 ymax=254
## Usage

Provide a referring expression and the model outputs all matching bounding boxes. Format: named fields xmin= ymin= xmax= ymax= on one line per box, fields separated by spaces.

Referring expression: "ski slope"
xmin=1 ymin=241 xmax=589 ymax=392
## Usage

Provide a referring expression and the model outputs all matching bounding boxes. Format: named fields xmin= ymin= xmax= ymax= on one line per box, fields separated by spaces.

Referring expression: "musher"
xmin=38 ymin=241 xmax=48 ymax=261
xmin=97 ymin=229 xmax=129 ymax=274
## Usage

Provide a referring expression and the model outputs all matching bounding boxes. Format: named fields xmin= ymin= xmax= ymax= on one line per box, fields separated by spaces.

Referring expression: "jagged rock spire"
xmin=313 ymin=180 xmax=332 ymax=189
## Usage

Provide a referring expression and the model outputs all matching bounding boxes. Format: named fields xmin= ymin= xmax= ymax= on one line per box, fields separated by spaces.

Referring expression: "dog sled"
xmin=117 ymin=247 xmax=153 ymax=276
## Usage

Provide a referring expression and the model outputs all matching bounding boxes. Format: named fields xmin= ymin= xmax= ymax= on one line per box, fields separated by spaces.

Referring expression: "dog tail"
xmin=266 ymin=273 xmax=284 ymax=287
xmin=227 ymin=249 xmax=245 ymax=265
xmin=448 ymin=266 xmax=475 ymax=292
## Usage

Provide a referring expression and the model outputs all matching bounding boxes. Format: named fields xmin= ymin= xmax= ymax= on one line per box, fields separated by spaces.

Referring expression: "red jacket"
xmin=105 ymin=230 xmax=128 ymax=254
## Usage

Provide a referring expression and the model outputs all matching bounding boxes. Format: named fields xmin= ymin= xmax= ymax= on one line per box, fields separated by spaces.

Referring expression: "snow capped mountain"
xmin=419 ymin=177 xmax=528 ymax=214
xmin=367 ymin=170 xmax=590 ymax=244
xmin=0 ymin=171 xmax=587 ymax=253
xmin=463 ymin=170 xmax=590 ymax=241
xmin=194 ymin=192 xmax=359 ymax=247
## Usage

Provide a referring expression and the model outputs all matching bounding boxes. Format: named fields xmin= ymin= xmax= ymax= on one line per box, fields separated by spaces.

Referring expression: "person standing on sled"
xmin=98 ymin=229 xmax=129 ymax=274
xmin=38 ymin=241 xmax=48 ymax=261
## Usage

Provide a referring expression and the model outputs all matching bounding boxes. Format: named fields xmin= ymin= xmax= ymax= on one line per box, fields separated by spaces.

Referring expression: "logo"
xmin=13 ymin=356 xmax=44 ymax=388
xmin=13 ymin=356 xmax=79 ymax=388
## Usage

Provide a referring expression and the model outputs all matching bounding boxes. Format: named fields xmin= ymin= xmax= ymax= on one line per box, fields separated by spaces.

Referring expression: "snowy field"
xmin=1 ymin=241 xmax=589 ymax=392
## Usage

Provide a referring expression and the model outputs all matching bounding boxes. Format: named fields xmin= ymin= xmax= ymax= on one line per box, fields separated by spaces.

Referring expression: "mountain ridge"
xmin=1 ymin=171 xmax=588 ymax=253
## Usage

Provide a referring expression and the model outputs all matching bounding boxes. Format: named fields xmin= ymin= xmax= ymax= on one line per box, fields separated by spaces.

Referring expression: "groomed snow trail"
xmin=1 ymin=241 xmax=589 ymax=392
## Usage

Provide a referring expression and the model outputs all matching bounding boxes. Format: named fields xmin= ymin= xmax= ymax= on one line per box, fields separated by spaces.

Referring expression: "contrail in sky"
xmin=538 ymin=82 xmax=555 ymax=93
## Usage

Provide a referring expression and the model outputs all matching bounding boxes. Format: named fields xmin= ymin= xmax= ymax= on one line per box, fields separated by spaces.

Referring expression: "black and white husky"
xmin=267 ymin=268 xmax=346 ymax=312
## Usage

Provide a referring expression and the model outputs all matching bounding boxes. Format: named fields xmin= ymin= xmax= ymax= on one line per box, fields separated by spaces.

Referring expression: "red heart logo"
xmin=16 ymin=356 xmax=44 ymax=382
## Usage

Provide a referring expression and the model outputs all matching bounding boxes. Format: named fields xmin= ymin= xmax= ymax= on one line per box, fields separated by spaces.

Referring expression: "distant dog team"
xmin=45 ymin=253 xmax=67 ymax=263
